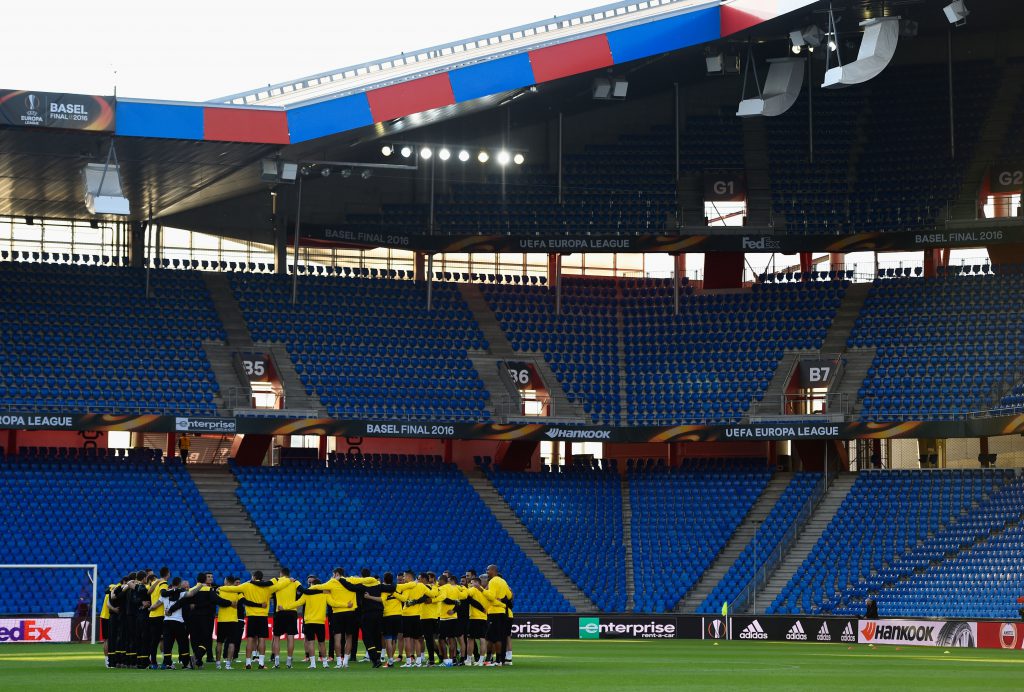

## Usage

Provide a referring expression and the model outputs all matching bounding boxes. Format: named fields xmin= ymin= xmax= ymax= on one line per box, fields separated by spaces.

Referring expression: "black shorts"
xmin=438 ymin=619 xmax=463 ymax=639
xmin=469 ymin=619 xmax=488 ymax=639
xmin=216 ymin=621 xmax=241 ymax=643
xmin=402 ymin=616 xmax=421 ymax=639
xmin=246 ymin=615 xmax=269 ymax=639
xmin=303 ymin=623 xmax=326 ymax=642
xmin=100 ymin=618 xmax=110 ymax=641
xmin=330 ymin=611 xmax=359 ymax=636
xmin=273 ymin=610 xmax=298 ymax=636
xmin=382 ymin=615 xmax=402 ymax=638
xmin=486 ymin=614 xmax=510 ymax=643
xmin=420 ymin=618 xmax=437 ymax=639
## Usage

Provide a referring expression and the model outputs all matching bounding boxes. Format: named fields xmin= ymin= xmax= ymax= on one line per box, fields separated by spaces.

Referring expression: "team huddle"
xmin=100 ymin=564 xmax=516 ymax=670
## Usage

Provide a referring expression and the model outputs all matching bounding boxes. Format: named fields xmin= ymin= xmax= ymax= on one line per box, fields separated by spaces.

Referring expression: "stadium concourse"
xmin=4 ymin=0 xmax=1024 ymax=680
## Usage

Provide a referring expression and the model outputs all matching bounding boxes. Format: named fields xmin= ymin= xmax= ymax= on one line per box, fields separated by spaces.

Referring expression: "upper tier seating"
xmin=622 ymin=279 xmax=846 ymax=424
xmin=629 ymin=458 xmax=771 ymax=612
xmin=769 ymin=469 xmax=1014 ymax=617
xmin=230 ymin=274 xmax=491 ymax=421
xmin=0 ymin=263 xmax=222 ymax=414
xmin=482 ymin=277 xmax=621 ymax=424
xmin=0 ymin=448 xmax=245 ymax=615
xmin=767 ymin=62 xmax=994 ymax=235
xmin=698 ymin=473 xmax=822 ymax=614
xmin=850 ymin=272 xmax=1024 ymax=420
xmin=232 ymin=454 xmax=572 ymax=613
xmin=488 ymin=465 xmax=626 ymax=611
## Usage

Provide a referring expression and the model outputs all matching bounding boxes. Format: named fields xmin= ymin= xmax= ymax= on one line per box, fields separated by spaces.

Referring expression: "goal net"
xmin=0 ymin=564 xmax=97 ymax=644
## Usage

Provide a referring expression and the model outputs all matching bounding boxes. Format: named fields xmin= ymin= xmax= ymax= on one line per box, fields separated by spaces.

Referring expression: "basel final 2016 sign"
xmin=0 ymin=90 xmax=114 ymax=131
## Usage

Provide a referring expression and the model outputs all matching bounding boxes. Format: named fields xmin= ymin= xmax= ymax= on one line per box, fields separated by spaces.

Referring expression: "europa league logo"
xmin=24 ymin=94 xmax=40 ymax=112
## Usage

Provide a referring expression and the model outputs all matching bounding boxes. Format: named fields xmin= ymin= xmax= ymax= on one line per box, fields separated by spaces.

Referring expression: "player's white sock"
xmin=286 ymin=656 xmax=292 ymax=666
xmin=505 ymin=651 xmax=512 ymax=661
xmin=274 ymin=655 xmax=280 ymax=665
xmin=258 ymin=654 xmax=265 ymax=666
xmin=245 ymin=657 xmax=252 ymax=666
xmin=343 ymin=654 xmax=350 ymax=667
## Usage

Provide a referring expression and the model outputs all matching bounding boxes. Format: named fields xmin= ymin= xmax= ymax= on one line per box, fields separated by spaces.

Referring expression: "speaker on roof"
xmin=82 ymin=162 xmax=130 ymax=215
xmin=822 ymin=17 xmax=900 ymax=89
xmin=737 ymin=57 xmax=805 ymax=117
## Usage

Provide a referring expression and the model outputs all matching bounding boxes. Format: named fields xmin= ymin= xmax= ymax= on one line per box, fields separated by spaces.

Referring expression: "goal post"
xmin=0 ymin=564 xmax=97 ymax=644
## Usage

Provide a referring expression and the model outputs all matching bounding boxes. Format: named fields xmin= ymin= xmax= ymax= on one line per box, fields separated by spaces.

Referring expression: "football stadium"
xmin=2 ymin=0 xmax=1024 ymax=688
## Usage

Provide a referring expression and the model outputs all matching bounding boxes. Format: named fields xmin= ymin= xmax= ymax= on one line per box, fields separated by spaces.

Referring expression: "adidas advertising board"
xmin=728 ymin=616 xmax=857 ymax=643
xmin=858 ymin=619 xmax=976 ymax=648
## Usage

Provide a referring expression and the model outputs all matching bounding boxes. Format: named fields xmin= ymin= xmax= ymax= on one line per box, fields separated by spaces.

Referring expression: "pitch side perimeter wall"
xmin=4 ymin=413 xmax=1024 ymax=441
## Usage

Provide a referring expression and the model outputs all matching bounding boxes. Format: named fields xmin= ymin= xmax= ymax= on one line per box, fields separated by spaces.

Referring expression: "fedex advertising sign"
xmin=0 ymin=618 xmax=71 ymax=643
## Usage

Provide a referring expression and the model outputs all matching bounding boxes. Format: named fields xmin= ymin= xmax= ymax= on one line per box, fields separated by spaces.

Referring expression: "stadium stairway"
xmin=821 ymin=283 xmax=874 ymax=418
xmin=740 ymin=118 xmax=772 ymax=226
xmin=185 ymin=464 xmax=281 ymax=576
xmin=677 ymin=473 xmax=792 ymax=613
xmin=458 ymin=283 xmax=587 ymax=422
xmin=621 ymin=475 xmax=636 ymax=611
xmin=615 ymin=282 xmax=629 ymax=426
xmin=755 ymin=474 xmax=857 ymax=612
xmin=463 ymin=467 xmax=598 ymax=611
xmin=254 ymin=342 xmax=324 ymax=414
xmin=949 ymin=60 xmax=1024 ymax=221
xmin=753 ymin=352 xmax=802 ymax=417
xmin=201 ymin=272 xmax=255 ymax=412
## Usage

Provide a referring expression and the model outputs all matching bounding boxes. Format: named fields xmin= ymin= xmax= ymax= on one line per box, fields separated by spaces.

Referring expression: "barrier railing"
xmin=731 ymin=473 xmax=827 ymax=614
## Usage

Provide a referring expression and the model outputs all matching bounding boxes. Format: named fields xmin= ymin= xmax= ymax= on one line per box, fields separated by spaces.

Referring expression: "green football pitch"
xmin=1 ymin=639 xmax=1022 ymax=690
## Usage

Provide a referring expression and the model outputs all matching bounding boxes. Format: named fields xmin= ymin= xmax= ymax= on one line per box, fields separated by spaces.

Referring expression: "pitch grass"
xmin=1 ymin=639 xmax=1023 ymax=691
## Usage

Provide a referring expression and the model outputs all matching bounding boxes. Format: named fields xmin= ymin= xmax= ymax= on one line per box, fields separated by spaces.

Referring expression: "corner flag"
xmin=721 ymin=601 xmax=728 ymax=617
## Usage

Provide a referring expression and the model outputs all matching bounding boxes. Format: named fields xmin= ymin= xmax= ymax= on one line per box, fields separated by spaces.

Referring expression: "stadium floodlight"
xmin=497 ymin=150 xmax=511 ymax=166
xmin=944 ymin=1 xmax=969 ymax=25
xmin=381 ymin=145 xmax=394 ymax=157
xmin=361 ymin=169 xmax=373 ymax=180
xmin=438 ymin=148 xmax=451 ymax=161
xmin=339 ymin=168 xmax=352 ymax=178
xmin=827 ymin=39 xmax=838 ymax=51
xmin=279 ymin=162 xmax=298 ymax=182
xmin=478 ymin=151 xmax=490 ymax=163
xmin=400 ymin=146 xmax=413 ymax=158
xmin=458 ymin=149 xmax=470 ymax=162
xmin=790 ymin=25 xmax=824 ymax=48
xmin=791 ymin=43 xmax=803 ymax=54
xmin=420 ymin=146 xmax=433 ymax=160
xmin=321 ymin=167 xmax=332 ymax=177
xmin=513 ymin=153 xmax=525 ymax=165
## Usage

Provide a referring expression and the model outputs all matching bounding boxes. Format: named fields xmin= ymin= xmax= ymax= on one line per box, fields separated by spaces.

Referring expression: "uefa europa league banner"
xmin=0 ymin=90 xmax=115 ymax=131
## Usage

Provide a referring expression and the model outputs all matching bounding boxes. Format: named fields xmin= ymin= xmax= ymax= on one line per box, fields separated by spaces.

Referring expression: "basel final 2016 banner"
xmin=0 ymin=90 xmax=114 ymax=131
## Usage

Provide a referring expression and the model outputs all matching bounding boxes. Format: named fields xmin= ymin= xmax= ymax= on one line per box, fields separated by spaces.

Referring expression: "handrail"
xmin=731 ymin=473 xmax=827 ymax=614
xmin=215 ymin=0 xmax=713 ymax=106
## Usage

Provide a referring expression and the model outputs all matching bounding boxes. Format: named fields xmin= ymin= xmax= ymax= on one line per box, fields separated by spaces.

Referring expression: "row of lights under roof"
xmin=381 ymin=145 xmax=524 ymax=165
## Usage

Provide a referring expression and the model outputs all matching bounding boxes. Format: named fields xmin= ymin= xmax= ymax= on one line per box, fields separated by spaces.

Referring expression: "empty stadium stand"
xmin=628 ymin=458 xmax=771 ymax=613
xmin=231 ymin=454 xmax=573 ymax=612
xmin=0 ymin=448 xmax=245 ymax=615
xmin=697 ymin=473 xmax=823 ymax=614
xmin=621 ymin=278 xmax=847 ymax=424
xmin=487 ymin=465 xmax=626 ymax=611
xmin=768 ymin=469 xmax=1019 ymax=618
xmin=850 ymin=271 xmax=1024 ymax=420
xmin=230 ymin=273 xmax=491 ymax=421
xmin=482 ymin=277 xmax=621 ymax=424
xmin=0 ymin=263 xmax=223 ymax=414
